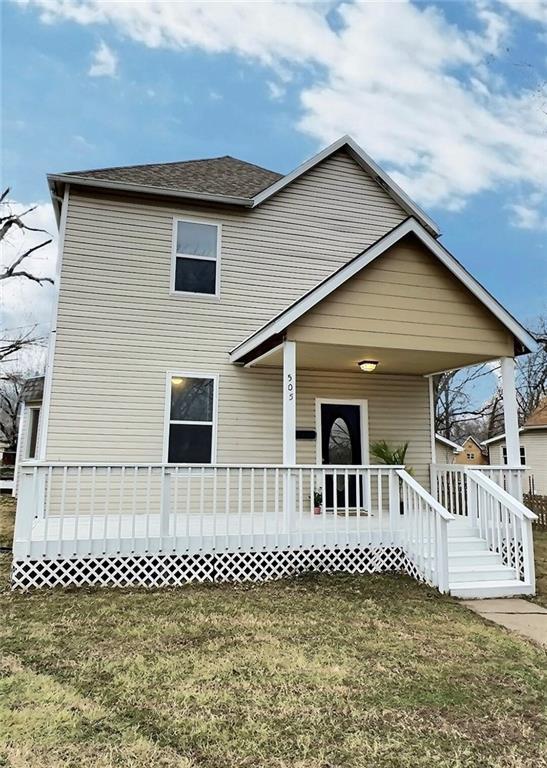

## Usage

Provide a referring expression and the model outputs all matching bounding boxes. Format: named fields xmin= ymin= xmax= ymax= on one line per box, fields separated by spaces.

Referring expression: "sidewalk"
xmin=462 ymin=599 xmax=547 ymax=647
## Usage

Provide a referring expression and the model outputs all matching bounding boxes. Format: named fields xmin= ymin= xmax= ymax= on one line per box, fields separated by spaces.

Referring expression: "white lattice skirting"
xmin=11 ymin=546 xmax=422 ymax=591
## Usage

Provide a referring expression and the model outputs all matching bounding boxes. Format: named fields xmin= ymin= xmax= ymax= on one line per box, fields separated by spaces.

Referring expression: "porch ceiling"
xmin=250 ymin=341 xmax=498 ymax=375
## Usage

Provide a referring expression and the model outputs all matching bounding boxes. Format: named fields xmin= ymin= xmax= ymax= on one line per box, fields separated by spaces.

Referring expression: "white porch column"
xmin=500 ymin=357 xmax=520 ymax=466
xmin=282 ymin=340 xmax=296 ymax=464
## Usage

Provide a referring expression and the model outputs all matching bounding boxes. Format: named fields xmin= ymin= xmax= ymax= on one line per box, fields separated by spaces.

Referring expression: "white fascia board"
xmin=46 ymin=174 xmax=253 ymax=207
xmin=230 ymin=217 xmax=537 ymax=363
xmin=251 ymin=135 xmax=440 ymax=236
xmin=435 ymin=434 xmax=464 ymax=452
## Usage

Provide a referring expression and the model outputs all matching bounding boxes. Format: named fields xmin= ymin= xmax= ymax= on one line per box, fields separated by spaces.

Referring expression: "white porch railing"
xmin=431 ymin=464 xmax=526 ymax=516
xmin=465 ymin=469 xmax=536 ymax=586
xmin=15 ymin=462 xmax=412 ymax=561
xmin=397 ymin=469 xmax=453 ymax=592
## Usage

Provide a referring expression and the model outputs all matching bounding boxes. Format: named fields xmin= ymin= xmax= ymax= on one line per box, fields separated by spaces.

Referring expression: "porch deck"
xmin=12 ymin=462 xmax=537 ymax=597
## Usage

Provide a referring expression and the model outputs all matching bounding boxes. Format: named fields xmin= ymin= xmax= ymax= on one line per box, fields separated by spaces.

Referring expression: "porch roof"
xmin=229 ymin=218 xmax=537 ymax=369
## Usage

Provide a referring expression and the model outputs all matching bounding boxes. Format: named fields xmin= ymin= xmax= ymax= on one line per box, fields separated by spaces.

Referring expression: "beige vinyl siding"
xmin=488 ymin=432 xmax=547 ymax=495
xmin=287 ymin=237 xmax=514 ymax=357
xmin=435 ymin=440 xmax=457 ymax=465
xmin=46 ymin=149 xmax=410 ymax=463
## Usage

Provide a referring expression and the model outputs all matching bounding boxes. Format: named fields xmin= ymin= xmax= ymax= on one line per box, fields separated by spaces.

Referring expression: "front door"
xmin=319 ymin=402 xmax=364 ymax=509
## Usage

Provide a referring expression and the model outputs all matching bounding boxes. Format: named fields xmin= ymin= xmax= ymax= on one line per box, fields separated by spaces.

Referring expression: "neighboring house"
xmin=484 ymin=398 xmax=547 ymax=496
xmin=434 ymin=434 xmax=463 ymax=464
xmin=455 ymin=436 xmax=488 ymax=466
xmin=13 ymin=377 xmax=44 ymax=497
xmin=12 ymin=135 xmax=538 ymax=598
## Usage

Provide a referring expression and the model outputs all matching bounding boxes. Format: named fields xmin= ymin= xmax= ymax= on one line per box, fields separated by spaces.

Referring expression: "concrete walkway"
xmin=462 ymin=599 xmax=547 ymax=647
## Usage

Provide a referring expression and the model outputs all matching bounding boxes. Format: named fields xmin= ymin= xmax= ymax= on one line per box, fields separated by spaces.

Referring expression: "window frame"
xmin=170 ymin=216 xmax=222 ymax=299
xmin=502 ymin=445 xmax=526 ymax=466
xmin=26 ymin=406 xmax=41 ymax=460
xmin=163 ymin=371 xmax=219 ymax=464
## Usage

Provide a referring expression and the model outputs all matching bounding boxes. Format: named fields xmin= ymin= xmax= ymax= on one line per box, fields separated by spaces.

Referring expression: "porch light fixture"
xmin=171 ymin=376 xmax=184 ymax=385
xmin=358 ymin=360 xmax=378 ymax=373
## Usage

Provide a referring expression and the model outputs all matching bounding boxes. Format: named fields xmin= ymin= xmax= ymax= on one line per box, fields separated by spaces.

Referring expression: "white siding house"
xmin=484 ymin=398 xmax=547 ymax=496
xmin=13 ymin=136 xmax=539 ymax=598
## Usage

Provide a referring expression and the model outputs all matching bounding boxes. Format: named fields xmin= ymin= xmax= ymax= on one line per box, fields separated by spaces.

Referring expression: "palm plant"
xmin=370 ymin=440 xmax=410 ymax=469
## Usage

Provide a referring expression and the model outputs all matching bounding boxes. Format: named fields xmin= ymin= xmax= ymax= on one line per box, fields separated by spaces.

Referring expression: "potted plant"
xmin=313 ymin=489 xmax=323 ymax=515
xmin=370 ymin=440 xmax=412 ymax=513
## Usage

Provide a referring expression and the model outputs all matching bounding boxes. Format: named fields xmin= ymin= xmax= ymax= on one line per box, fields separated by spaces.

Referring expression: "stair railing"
xmin=465 ymin=469 xmax=537 ymax=587
xmin=397 ymin=469 xmax=454 ymax=593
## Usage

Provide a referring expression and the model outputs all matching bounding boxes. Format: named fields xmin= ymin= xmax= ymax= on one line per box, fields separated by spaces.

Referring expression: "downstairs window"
xmin=166 ymin=375 xmax=216 ymax=463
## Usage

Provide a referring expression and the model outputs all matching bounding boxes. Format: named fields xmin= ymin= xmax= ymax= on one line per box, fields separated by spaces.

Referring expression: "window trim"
xmin=163 ymin=371 xmax=219 ymax=464
xmin=170 ymin=216 xmax=222 ymax=299
xmin=502 ymin=445 xmax=526 ymax=466
xmin=26 ymin=406 xmax=41 ymax=460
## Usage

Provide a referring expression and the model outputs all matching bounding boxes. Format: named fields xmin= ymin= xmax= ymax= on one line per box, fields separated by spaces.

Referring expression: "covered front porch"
xmin=12 ymin=221 xmax=538 ymax=595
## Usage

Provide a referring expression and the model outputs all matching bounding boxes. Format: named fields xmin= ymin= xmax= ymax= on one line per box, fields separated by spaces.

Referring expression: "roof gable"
xmin=230 ymin=218 xmax=537 ymax=364
xmin=252 ymin=136 xmax=440 ymax=235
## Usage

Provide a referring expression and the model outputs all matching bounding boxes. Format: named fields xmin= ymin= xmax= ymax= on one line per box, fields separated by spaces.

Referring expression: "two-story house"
xmin=13 ymin=136 xmax=537 ymax=597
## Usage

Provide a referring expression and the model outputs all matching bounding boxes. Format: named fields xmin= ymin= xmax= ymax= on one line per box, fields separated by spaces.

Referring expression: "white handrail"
xmin=396 ymin=470 xmax=454 ymax=521
xmin=466 ymin=470 xmax=537 ymax=521
xmin=397 ymin=469 xmax=453 ymax=592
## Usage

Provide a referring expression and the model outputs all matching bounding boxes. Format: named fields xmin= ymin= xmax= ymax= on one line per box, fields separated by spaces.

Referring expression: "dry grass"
xmin=532 ymin=529 xmax=547 ymax=609
xmin=1 ymin=497 xmax=546 ymax=767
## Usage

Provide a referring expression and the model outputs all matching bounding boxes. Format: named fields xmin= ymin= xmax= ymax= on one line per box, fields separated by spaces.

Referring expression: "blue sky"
xmin=2 ymin=0 xmax=546 ymax=339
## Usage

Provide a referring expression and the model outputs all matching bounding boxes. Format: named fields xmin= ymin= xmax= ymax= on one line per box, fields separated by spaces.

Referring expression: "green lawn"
xmin=1 ymin=497 xmax=546 ymax=768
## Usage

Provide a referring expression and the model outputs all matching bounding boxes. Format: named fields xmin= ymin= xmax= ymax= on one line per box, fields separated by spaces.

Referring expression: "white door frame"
xmin=315 ymin=398 xmax=370 ymax=465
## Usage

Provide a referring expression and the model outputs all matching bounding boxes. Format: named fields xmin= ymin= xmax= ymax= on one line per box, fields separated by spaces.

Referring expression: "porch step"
xmin=448 ymin=551 xmax=501 ymax=567
xmin=449 ymin=564 xmax=516 ymax=583
xmin=448 ymin=537 xmax=489 ymax=553
xmin=450 ymin=580 xmax=534 ymax=599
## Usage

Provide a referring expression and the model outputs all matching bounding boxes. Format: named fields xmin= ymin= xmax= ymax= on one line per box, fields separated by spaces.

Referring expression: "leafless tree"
xmin=434 ymin=315 xmax=547 ymax=441
xmin=1 ymin=188 xmax=54 ymax=365
xmin=0 ymin=373 xmax=28 ymax=451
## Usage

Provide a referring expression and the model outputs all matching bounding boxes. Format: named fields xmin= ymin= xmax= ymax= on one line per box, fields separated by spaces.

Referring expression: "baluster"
xmin=103 ymin=466 xmax=111 ymax=555
xmin=118 ymin=466 xmax=125 ymax=550
xmin=89 ymin=467 xmax=96 ymax=555
xmin=173 ymin=466 xmax=179 ymax=546
xmin=274 ymin=468 xmax=280 ymax=548
xmin=212 ymin=466 xmax=218 ymax=551
xmin=74 ymin=466 xmax=81 ymax=556
xmin=299 ymin=468 xmax=303 ymax=547
xmin=59 ymin=466 xmax=68 ymax=557
xmin=262 ymin=468 xmax=267 ymax=549
xmin=131 ymin=466 xmax=137 ymax=554
xmin=200 ymin=467 xmax=205 ymax=543
xmin=378 ymin=469 xmax=383 ymax=541
xmin=43 ymin=466 xmax=53 ymax=558
xmin=344 ymin=468 xmax=349 ymax=543
xmin=237 ymin=467 xmax=243 ymax=545
xmin=333 ymin=469 xmax=338 ymax=543
xmin=186 ymin=466 xmax=192 ymax=546
xmin=250 ymin=467 xmax=255 ymax=548
xmin=145 ymin=466 xmax=151 ymax=553
xmin=322 ymin=468 xmax=327 ymax=547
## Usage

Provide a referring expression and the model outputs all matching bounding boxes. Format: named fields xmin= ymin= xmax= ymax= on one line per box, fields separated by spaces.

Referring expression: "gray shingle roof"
xmin=22 ymin=376 xmax=44 ymax=403
xmin=62 ymin=156 xmax=282 ymax=200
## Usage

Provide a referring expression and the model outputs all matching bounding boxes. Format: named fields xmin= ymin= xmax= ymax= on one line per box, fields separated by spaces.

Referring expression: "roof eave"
xmin=47 ymin=174 xmax=254 ymax=208
xmin=251 ymin=135 xmax=441 ymax=237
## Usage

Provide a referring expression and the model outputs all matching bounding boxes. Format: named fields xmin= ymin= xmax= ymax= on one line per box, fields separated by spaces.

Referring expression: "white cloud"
xmin=267 ymin=81 xmax=285 ymax=100
xmin=1 ymin=200 xmax=58 ymax=338
xmin=497 ymin=0 xmax=547 ymax=24
xmin=15 ymin=0 xmax=547 ymax=228
xmin=509 ymin=197 xmax=547 ymax=230
xmin=89 ymin=40 xmax=118 ymax=77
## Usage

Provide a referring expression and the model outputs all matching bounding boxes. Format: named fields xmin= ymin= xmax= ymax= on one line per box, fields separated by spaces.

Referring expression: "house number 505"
xmin=286 ymin=373 xmax=294 ymax=401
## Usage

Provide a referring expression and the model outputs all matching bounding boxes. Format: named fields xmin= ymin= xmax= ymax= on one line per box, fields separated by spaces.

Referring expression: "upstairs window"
xmin=502 ymin=446 xmax=526 ymax=466
xmin=166 ymin=374 xmax=217 ymax=463
xmin=172 ymin=218 xmax=220 ymax=297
